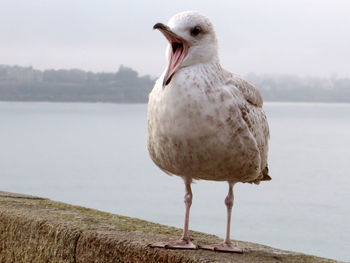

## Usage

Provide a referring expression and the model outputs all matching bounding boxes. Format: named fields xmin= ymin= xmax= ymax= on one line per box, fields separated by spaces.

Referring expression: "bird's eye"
xmin=190 ymin=26 xmax=202 ymax=37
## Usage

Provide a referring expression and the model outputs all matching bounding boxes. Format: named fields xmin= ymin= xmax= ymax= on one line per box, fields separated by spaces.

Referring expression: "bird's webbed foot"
xmin=149 ymin=238 xmax=197 ymax=250
xmin=200 ymin=241 xmax=243 ymax=253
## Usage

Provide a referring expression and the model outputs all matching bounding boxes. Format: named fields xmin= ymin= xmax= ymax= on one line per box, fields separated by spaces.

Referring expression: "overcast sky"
xmin=1 ymin=0 xmax=350 ymax=78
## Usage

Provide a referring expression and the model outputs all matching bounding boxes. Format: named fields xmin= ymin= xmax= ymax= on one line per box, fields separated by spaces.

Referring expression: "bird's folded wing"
xmin=224 ymin=71 xmax=263 ymax=107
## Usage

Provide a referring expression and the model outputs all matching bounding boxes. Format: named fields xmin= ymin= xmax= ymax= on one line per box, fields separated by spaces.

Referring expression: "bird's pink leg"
xmin=200 ymin=182 xmax=243 ymax=253
xmin=149 ymin=178 xmax=197 ymax=249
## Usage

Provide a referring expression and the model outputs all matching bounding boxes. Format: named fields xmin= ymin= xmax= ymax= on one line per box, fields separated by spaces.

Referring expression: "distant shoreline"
xmin=1 ymin=64 xmax=350 ymax=103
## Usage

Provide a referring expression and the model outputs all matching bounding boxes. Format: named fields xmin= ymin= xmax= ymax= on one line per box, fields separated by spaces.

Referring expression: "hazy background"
xmin=1 ymin=0 xmax=350 ymax=78
xmin=1 ymin=1 xmax=350 ymax=261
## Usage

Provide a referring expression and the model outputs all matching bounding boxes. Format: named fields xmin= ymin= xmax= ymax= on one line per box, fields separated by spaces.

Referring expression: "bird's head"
xmin=153 ymin=11 xmax=218 ymax=87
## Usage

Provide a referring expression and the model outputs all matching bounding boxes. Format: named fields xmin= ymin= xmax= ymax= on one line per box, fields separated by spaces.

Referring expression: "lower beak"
xmin=153 ymin=23 xmax=188 ymax=87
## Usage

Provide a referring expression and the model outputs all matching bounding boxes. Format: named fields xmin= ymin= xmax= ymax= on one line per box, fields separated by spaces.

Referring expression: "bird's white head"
xmin=154 ymin=11 xmax=218 ymax=87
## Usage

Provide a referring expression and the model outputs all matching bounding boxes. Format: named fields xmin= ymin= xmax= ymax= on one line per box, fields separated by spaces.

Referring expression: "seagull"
xmin=147 ymin=11 xmax=270 ymax=252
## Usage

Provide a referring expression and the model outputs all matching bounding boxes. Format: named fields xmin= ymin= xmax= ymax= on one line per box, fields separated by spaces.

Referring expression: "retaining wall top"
xmin=0 ymin=191 xmax=340 ymax=263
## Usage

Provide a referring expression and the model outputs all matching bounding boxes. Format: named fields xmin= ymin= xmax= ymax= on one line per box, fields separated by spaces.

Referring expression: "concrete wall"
xmin=0 ymin=191 xmax=339 ymax=263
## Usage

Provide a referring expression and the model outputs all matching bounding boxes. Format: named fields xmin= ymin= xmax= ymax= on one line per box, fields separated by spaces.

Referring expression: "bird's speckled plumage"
xmin=147 ymin=11 xmax=270 ymax=184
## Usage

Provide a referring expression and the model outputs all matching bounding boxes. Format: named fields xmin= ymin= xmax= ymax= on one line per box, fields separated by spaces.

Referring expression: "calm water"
xmin=1 ymin=101 xmax=349 ymax=262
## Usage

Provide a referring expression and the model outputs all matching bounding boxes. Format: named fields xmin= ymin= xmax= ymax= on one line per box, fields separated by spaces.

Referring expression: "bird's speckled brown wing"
xmin=225 ymin=71 xmax=271 ymax=183
xmin=224 ymin=70 xmax=264 ymax=107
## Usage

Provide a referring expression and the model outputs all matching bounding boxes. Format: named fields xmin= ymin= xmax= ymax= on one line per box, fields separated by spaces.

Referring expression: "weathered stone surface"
xmin=0 ymin=192 xmax=341 ymax=263
xmin=0 ymin=199 xmax=80 ymax=262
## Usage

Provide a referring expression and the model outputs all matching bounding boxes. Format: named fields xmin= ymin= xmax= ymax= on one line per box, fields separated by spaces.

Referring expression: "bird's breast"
xmin=147 ymin=71 xmax=260 ymax=181
xmin=149 ymin=74 xmax=222 ymax=140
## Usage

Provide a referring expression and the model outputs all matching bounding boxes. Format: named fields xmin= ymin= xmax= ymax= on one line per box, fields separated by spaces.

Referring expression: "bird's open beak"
xmin=153 ymin=23 xmax=188 ymax=87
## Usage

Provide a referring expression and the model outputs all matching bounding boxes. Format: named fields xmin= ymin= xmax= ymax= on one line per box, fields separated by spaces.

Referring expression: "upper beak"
xmin=153 ymin=23 xmax=167 ymax=30
xmin=153 ymin=23 xmax=179 ymax=41
xmin=153 ymin=23 xmax=188 ymax=87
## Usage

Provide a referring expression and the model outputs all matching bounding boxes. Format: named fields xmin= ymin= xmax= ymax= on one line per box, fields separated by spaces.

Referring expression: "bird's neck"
xmin=186 ymin=60 xmax=225 ymax=85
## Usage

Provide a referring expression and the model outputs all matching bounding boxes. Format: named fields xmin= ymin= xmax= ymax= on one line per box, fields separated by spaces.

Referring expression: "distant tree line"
xmin=247 ymin=73 xmax=350 ymax=103
xmin=0 ymin=64 xmax=349 ymax=103
xmin=0 ymin=65 xmax=154 ymax=103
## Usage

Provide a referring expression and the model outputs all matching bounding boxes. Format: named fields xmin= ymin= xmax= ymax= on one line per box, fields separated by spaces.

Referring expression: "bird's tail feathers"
xmin=261 ymin=166 xmax=271 ymax=181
